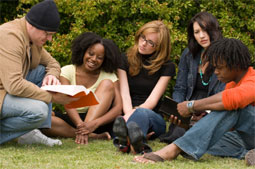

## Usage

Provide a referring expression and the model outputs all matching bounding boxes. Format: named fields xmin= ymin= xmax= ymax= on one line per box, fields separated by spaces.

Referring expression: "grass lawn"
xmin=0 ymin=138 xmax=249 ymax=169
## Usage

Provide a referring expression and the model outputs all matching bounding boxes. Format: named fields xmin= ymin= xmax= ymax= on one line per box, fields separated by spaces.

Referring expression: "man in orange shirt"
xmin=134 ymin=38 xmax=255 ymax=166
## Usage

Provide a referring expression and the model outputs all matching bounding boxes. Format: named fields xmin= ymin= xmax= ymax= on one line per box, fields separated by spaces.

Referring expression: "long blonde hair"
xmin=127 ymin=20 xmax=171 ymax=76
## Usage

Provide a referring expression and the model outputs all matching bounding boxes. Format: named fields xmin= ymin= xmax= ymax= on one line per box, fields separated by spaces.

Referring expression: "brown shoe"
xmin=245 ymin=149 xmax=255 ymax=166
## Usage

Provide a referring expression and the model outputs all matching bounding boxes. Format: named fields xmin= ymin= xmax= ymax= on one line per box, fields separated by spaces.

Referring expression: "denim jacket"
xmin=172 ymin=48 xmax=225 ymax=103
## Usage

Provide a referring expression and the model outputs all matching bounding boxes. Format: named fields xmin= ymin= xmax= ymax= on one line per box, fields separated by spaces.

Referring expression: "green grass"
xmin=0 ymin=138 xmax=250 ymax=169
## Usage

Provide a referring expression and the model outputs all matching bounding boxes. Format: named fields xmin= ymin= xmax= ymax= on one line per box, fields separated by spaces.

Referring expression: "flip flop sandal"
xmin=143 ymin=152 xmax=165 ymax=162
xmin=127 ymin=122 xmax=152 ymax=154
xmin=141 ymin=143 xmax=152 ymax=154
xmin=113 ymin=116 xmax=129 ymax=153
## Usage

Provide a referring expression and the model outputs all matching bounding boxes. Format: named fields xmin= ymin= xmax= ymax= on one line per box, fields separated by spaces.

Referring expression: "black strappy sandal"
xmin=113 ymin=116 xmax=130 ymax=153
xmin=127 ymin=122 xmax=152 ymax=154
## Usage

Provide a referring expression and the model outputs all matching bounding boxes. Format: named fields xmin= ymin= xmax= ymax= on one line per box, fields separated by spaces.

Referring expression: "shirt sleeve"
xmin=104 ymin=72 xmax=118 ymax=83
xmin=222 ymin=79 xmax=255 ymax=110
xmin=118 ymin=53 xmax=129 ymax=72
xmin=160 ymin=60 xmax=176 ymax=77
xmin=172 ymin=48 xmax=190 ymax=102
xmin=60 ymin=65 xmax=76 ymax=85
xmin=98 ymin=71 xmax=118 ymax=83
xmin=40 ymin=48 xmax=61 ymax=78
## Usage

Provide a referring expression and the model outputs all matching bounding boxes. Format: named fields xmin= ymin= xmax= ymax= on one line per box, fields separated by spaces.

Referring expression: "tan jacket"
xmin=0 ymin=17 xmax=61 ymax=113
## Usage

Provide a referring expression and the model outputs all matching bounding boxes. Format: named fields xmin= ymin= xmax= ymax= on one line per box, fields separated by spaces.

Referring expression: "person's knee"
xmin=37 ymin=102 xmax=48 ymax=122
xmin=100 ymin=79 xmax=114 ymax=90
xmin=136 ymin=108 xmax=151 ymax=115
xmin=30 ymin=101 xmax=48 ymax=122
xmin=37 ymin=65 xmax=46 ymax=72
xmin=26 ymin=65 xmax=46 ymax=87
xmin=131 ymin=108 xmax=149 ymax=119
xmin=97 ymin=79 xmax=115 ymax=96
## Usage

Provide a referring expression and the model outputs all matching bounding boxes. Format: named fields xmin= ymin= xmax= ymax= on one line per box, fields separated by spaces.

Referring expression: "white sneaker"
xmin=18 ymin=129 xmax=62 ymax=147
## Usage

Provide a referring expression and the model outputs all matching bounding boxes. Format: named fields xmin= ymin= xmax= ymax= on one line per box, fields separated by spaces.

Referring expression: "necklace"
xmin=199 ymin=59 xmax=211 ymax=86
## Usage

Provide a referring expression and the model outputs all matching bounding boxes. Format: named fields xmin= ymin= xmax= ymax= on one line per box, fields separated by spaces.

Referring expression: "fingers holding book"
xmin=51 ymin=92 xmax=80 ymax=105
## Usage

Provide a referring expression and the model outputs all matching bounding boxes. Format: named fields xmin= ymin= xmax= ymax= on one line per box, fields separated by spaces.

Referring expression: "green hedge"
xmin=2 ymin=0 xmax=255 ymax=99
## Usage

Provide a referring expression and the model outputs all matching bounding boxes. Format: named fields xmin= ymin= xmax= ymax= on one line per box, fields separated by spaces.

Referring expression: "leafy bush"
xmin=0 ymin=0 xmax=19 ymax=24
xmin=1 ymin=0 xmax=255 ymax=108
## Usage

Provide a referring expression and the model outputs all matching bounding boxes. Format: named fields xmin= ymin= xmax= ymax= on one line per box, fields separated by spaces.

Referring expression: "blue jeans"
xmin=174 ymin=105 xmax=255 ymax=160
xmin=127 ymin=108 xmax=166 ymax=138
xmin=0 ymin=65 xmax=52 ymax=144
xmin=207 ymin=130 xmax=248 ymax=159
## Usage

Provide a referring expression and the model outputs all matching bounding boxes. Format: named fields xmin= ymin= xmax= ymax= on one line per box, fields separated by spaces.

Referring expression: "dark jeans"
xmin=127 ymin=108 xmax=166 ymax=139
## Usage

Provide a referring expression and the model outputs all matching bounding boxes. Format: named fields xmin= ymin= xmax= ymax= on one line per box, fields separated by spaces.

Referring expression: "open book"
xmin=41 ymin=85 xmax=99 ymax=109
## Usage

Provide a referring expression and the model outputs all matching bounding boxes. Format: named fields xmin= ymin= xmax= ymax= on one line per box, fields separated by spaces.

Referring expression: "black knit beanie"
xmin=25 ymin=0 xmax=60 ymax=32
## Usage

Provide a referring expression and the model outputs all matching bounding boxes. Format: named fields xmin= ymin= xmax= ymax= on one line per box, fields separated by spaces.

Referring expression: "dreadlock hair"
xmin=187 ymin=11 xmax=222 ymax=58
xmin=204 ymin=38 xmax=251 ymax=76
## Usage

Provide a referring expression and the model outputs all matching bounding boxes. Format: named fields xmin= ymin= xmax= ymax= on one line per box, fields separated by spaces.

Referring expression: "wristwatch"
xmin=187 ymin=100 xmax=195 ymax=113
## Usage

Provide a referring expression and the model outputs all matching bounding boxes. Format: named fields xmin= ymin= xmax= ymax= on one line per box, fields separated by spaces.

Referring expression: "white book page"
xmin=41 ymin=85 xmax=90 ymax=96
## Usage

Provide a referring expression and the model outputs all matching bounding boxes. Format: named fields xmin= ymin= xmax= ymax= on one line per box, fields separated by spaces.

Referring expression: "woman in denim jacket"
xmin=170 ymin=11 xmax=224 ymax=128
xmin=173 ymin=48 xmax=224 ymax=103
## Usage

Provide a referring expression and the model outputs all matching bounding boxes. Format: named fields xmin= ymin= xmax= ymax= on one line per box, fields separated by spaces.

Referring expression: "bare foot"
xmin=89 ymin=132 xmax=111 ymax=140
xmin=133 ymin=155 xmax=156 ymax=164
xmin=75 ymin=134 xmax=88 ymax=144
xmin=146 ymin=131 xmax=155 ymax=140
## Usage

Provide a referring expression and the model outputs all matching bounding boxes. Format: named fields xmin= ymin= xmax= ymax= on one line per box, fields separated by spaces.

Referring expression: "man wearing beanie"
xmin=0 ymin=0 xmax=78 ymax=146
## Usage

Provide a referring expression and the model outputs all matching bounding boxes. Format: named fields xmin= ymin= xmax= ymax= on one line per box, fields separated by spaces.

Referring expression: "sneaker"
xmin=18 ymin=129 xmax=62 ymax=147
xmin=245 ymin=149 xmax=255 ymax=166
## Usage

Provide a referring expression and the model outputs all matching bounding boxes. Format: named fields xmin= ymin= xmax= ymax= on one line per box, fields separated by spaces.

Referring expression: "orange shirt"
xmin=222 ymin=67 xmax=255 ymax=110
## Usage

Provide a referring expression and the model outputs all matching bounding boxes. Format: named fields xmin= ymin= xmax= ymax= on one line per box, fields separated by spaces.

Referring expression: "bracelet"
xmin=187 ymin=100 xmax=195 ymax=113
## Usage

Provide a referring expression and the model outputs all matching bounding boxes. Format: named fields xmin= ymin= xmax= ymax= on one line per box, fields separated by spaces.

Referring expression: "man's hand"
xmin=51 ymin=92 xmax=79 ymax=105
xmin=177 ymin=101 xmax=192 ymax=117
xmin=42 ymin=75 xmax=61 ymax=86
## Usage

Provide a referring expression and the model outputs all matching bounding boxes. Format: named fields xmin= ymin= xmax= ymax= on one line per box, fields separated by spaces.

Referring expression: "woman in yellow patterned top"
xmin=43 ymin=32 xmax=122 ymax=144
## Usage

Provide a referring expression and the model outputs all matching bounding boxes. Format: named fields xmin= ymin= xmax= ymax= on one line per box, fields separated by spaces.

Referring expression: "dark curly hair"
xmin=101 ymin=39 xmax=120 ymax=72
xmin=187 ymin=11 xmax=222 ymax=58
xmin=204 ymin=38 xmax=251 ymax=75
xmin=71 ymin=32 xmax=120 ymax=73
